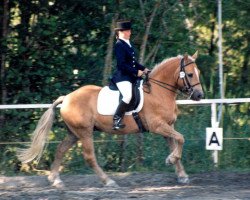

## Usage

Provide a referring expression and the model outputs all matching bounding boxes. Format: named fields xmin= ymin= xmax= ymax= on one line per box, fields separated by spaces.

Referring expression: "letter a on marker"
xmin=209 ymin=132 xmax=220 ymax=146
xmin=206 ymin=128 xmax=223 ymax=150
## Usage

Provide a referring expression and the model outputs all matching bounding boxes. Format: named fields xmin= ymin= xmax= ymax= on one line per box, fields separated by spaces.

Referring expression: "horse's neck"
xmin=153 ymin=59 xmax=178 ymax=86
xmin=149 ymin=59 xmax=179 ymax=100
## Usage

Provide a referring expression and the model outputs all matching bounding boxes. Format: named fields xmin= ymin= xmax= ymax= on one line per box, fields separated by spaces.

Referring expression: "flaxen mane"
xmin=150 ymin=56 xmax=183 ymax=77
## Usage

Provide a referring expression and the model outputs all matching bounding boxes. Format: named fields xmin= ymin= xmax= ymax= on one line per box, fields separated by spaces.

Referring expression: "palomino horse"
xmin=17 ymin=52 xmax=203 ymax=188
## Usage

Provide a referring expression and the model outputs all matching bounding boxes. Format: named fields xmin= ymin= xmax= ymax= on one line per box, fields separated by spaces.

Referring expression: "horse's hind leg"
xmin=80 ymin=128 xmax=118 ymax=187
xmin=165 ymin=137 xmax=189 ymax=184
xmin=48 ymin=132 xmax=78 ymax=188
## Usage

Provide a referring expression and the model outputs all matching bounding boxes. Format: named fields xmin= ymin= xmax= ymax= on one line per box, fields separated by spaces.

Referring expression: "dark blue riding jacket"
xmin=111 ymin=39 xmax=145 ymax=84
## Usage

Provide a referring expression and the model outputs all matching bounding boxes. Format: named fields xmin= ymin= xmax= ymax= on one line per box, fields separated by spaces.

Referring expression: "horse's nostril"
xmin=197 ymin=92 xmax=204 ymax=99
xmin=192 ymin=91 xmax=204 ymax=101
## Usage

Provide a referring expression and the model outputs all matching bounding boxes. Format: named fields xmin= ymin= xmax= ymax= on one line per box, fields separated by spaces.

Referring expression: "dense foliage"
xmin=0 ymin=0 xmax=249 ymax=175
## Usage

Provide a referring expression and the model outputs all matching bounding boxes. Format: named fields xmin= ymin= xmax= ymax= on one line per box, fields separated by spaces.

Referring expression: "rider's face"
xmin=119 ymin=29 xmax=131 ymax=40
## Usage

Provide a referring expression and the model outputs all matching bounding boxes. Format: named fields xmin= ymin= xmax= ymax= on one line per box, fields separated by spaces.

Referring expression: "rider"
xmin=111 ymin=20 xmax=149 ymax=130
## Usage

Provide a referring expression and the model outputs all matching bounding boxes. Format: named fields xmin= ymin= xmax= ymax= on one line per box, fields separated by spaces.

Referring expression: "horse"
xmin=17 ymin=52 xmax=204 ymax=188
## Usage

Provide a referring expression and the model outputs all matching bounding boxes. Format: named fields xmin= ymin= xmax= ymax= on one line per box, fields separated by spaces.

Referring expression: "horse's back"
xmin=60 ymin=85 xmax=102 ymax=127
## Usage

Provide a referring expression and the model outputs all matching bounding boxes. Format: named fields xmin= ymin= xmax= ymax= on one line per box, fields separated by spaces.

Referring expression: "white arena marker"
xmin=206 ymin=127 xmax=223 ymax=150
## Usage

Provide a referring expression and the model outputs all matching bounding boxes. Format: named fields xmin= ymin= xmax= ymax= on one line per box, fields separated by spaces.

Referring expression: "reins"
xmin=143 ymin=57 xmax=201 ymax=98
xmin=145 ymin=77 xmax=179 ymax=94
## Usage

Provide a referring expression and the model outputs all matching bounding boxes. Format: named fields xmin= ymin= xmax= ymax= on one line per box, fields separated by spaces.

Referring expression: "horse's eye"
xmin=187 ymin=73 xmax=193 ymax=78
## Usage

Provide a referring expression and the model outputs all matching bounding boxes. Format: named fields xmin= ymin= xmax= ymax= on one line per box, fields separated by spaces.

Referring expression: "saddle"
xmin=97 ymin=79 xmax=144 ymax=116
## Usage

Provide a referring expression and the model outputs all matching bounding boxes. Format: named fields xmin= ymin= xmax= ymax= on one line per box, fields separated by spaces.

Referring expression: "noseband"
xmin=144 ymin=57 xmax=201 ymax=98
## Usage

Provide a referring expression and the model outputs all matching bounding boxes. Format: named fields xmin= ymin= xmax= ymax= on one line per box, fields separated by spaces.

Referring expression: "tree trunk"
xmin=139 ymin=1 xmax=159 ymax=64
xmin=102 ymin=15 xmax=118 ymax=86
xmin=206 ymin=8 xmax=217 ymax=97
xmin=118 ymin=135 xmax=128 ymax=172
xmin=11 ymin=0 xmax=33 ymax=102
xmin=135 ymin=1 xmax=159 ymax=168
xmin=208 ymin=8 xmax=217 ymax=56
xmin=0 ymin=0 xmax=9 ymax=127
xmin=241 ymin=36 xmax=250 ymax=89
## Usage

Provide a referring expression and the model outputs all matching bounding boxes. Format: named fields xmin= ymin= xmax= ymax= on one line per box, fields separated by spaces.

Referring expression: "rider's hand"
xmin=137 ymin=70 xmax=144 ymax=77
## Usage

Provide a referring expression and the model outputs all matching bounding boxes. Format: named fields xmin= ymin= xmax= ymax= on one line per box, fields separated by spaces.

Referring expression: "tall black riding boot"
xmin=112 ymin=101 xmax=129 ymax=130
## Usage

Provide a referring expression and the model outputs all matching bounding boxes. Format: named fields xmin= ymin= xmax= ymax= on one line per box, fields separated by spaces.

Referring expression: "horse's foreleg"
xmin=80 ymin=133 xmax=118 ymax=187
xmin=165 ymin=137 xmax=189 ymax=184
xmin=154 ymin=122 xmax=184 ymax=164
xmin=156 ymin=126 xmax=184 ymax=164
xmin=166 ymin=130 xmax=184 ymax=165
xmin=48 ymin=133 xmax=78 ymax=188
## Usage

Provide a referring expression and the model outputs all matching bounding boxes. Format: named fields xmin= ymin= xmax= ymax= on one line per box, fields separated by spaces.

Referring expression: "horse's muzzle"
xmin=191 ymin=89 xmax=204 ymax=101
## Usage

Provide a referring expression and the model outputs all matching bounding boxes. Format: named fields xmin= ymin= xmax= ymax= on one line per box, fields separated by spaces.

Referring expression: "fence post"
xmin=211 ymin=103 xmax=219 ymax=167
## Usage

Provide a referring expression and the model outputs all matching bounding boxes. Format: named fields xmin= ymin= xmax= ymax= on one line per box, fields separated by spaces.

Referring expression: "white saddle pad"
xmin=97 ymin=81 xmax=144 ymax=115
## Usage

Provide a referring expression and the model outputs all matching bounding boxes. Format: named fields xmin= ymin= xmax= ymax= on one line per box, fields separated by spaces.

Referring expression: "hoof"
xmin=48 ymin=175 xmax=65 ymax=189
xmin=48 ymin=174 xmax=54 ymax=184
xmin=52 ymin=180 xmax=65 ymax=189
xmin=105 ymin=179 xmax=119 ymax=188
xmin=177 ymin=176 xmax=190 ymax=184
xmin=165 ymin=155 xmax=178 ymax=165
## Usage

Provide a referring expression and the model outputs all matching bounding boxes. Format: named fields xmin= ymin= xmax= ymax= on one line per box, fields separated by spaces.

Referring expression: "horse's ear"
xmin=184 ymin=52 xmax=188 ymax=61
xmin=192 ymin=50 xmax=198 ymax=60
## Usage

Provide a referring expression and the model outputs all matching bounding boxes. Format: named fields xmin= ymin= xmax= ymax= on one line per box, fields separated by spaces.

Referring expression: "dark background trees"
xmin=0 ymin=0 xmax=249 ymax=175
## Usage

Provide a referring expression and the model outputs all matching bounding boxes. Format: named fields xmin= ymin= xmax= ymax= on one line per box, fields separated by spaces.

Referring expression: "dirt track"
xmin=0 ymin=172 xmax=249 ymax=200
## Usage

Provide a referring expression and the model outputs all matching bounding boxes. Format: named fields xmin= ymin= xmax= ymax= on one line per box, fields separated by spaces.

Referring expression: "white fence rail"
xmin=1 ymin=98 xmax=249 ymax=109
xmin=1 ymin=98 xmax=250 ymax=166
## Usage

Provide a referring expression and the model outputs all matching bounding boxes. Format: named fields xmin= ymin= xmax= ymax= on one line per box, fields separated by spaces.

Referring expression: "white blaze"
xmin=194 ymin=67 xmax=200 ymax=81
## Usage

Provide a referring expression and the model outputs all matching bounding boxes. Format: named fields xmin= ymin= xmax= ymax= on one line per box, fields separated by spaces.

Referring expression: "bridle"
xmin=177 ymin=58 xmax=201 ymax=96
xmin=143 ymin=57 xmax=201 ymax=98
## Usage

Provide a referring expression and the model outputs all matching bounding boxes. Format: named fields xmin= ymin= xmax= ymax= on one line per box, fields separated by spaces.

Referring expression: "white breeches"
xmin=116 ymin=81 xmax=132 ymax=104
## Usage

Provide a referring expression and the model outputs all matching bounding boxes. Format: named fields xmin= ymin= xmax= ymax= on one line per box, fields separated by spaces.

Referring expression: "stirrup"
xmin=112 ymin=119 xmax=125 ymax=130
xmin=113 ymin=125 xmax=125 ymax=130
xmin=112 ymin=123 xmax=125 ymax=130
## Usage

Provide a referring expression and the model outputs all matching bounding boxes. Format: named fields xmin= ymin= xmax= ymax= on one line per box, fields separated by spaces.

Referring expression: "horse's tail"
xmin=17 ymin=96 xmax=65 ymax=163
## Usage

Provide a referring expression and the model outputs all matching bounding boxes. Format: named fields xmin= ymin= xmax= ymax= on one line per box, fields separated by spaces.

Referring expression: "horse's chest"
xmin=166 ymin=111 xmax=177 ymax=125
xmin=155 ymin=106 xmax=177 ymax=124
xmin=165 ymin=103 xmax=178 ymax=122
